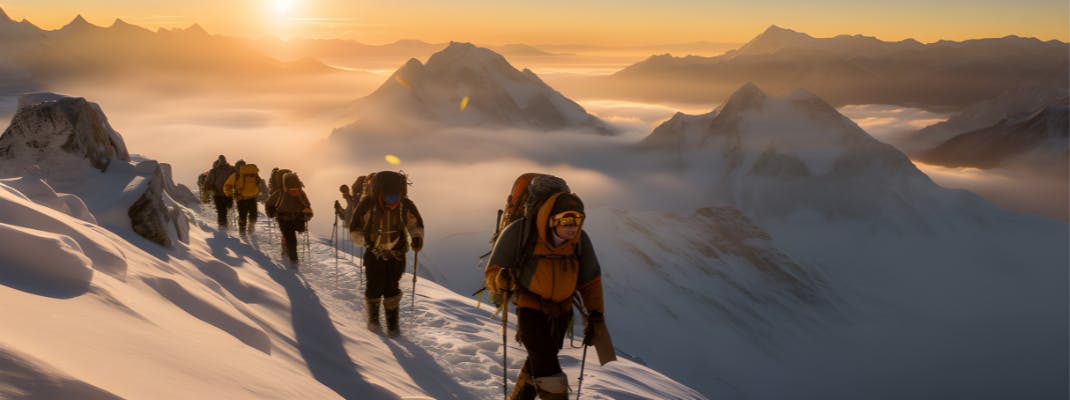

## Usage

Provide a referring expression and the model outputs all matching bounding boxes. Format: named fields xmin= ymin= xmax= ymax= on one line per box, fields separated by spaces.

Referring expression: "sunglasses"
xmin=550 ymin=212 xmax=584 ymax=227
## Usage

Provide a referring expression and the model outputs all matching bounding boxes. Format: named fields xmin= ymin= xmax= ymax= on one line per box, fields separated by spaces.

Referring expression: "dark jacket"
xmin=349 ymin=195 xmax=424 ymax=260
xmin=267 ymin=173 xmax=312 ymax=221
xmin=205 ymin=159 xmax=235 ymax=195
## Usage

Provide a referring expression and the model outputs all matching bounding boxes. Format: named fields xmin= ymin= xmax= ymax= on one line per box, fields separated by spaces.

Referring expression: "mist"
xmin=2 ymin=68 xmax=1062 ymax=296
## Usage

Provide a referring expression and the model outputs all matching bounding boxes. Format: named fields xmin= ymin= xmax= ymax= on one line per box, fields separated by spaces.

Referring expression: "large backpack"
xmin=362 ymin=171 xmax=411 ymax=257
xmin=370 ymin=170 xmax=408 ymax=200
xmin=269 ymin=168 xmax=292 ymax=195
xmin=491 ymin=173 xmax=569 ymax=243
xmin=234 ymin=164 xmax=260 ymax=197
xmin=479 ymin=173 xmax=569 ymax=306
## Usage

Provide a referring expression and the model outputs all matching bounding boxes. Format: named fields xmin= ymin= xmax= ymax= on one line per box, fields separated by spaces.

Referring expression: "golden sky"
xmin=2 ymin=0 xmax=1067 ymax=45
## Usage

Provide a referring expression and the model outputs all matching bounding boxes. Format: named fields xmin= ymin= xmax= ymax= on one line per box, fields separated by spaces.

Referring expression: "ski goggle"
xmin=383 ymin=194 xmax=400 ymax=205
xmin=550 ymin=211 xmax=584 ymax=227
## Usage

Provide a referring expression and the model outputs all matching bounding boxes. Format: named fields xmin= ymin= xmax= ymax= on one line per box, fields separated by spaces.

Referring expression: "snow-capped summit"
xmin=350 ymin=41 xmax=614 ymax=134
xmin=0 ymin=93 xmax=193 ymax=248
xmin=642 ymin=83 xmax=992 ymax=227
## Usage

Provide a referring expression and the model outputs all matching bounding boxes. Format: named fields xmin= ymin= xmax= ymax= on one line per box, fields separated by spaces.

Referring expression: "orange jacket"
xmin=485 ymin=192 xmax=604 ymax=315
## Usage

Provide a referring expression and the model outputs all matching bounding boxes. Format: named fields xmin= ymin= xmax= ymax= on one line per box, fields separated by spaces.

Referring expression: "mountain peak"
xmin=347 ymin=42 xmax=614 ymax=135
xmin=184 ymin=23 xmax=208 ymax=35
xmin=61 ymin=14 xmax=98 ymax=31
xmin=0 ymin=6 xmax=11 ymax=23
xmin=736 ymin=25 xmax=813 ymax=56
xmin=720 ymin=82 xmax=768 ymax=114
xmin=424 ymin=41 xmax=512 ymax=72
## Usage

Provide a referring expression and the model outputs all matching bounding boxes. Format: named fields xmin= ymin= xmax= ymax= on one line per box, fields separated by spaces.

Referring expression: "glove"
xmin=303 ymin=208 xmax=314 ymax=221
xmin=583 ymin=311 xmax=604 ymax=346
xmin=493 ymin=269 xmax=514 ymax=293
xmin=349 ymin=231 xmax=365 ymax=247
xmin=411 ymin=236 xmax=423 ymax=252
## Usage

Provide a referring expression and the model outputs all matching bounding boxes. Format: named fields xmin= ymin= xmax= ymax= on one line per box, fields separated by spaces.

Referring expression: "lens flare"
xmin=385 ymin=154 xmax=401 ymax=165
xmin=460 ymin=96 xmax=470 ymax=111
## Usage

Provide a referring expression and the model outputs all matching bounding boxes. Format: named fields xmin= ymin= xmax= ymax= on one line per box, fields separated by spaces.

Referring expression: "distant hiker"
xmin=337 ymin=184 xmax=356 ymax=223
xmin=349 ymin=171 xmax=424 ymax=336
xmin=485 ymin=184 xmax=609 ymax=400
xmin=257 ymin=177 xmax=270 ymax=203
xmin=223 ymin=160 xmax=262 ymax=234
xmin=203 ymin=155 xmax=235 ymax=228
xmin=197 ymin=171 xmax=211 ymax=204
xmin=267 ymin=171 xmax=313 ymax=267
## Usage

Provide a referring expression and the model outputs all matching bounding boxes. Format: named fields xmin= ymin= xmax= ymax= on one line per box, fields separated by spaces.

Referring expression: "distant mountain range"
xmin=251 ymin=38 xmax=576 ymax=69
xmin=587 ymin=25 xmax=1068 ymax=110
xmin=0 ymin=7 xmax=336 ymax=93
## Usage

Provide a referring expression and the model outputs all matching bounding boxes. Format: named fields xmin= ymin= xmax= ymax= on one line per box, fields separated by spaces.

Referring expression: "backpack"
xmin=479 ymin=173 xmax=570 ymax=307
xmin=274 ymin=172 xmax=312 ymax=231
xmin=370 ymin=170 xmax=408 ymax=200
xmin=269 ymin=168 xmax=292 ymax=195
xmin=234 ymin=164 xmax=260 ymax=197
xmin=362 ymin=171 xmax=412 ymax=258
xmin=492 ymin=173 xmax=569 ymax=243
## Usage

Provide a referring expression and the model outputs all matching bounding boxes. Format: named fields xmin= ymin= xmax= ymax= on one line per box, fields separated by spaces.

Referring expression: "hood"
xmin=534 ymin=192 xmax=583 ymax=255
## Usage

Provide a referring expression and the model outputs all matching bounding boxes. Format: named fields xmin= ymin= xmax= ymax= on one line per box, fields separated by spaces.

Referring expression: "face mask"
xmin=384 ymin=194 xmax=400 ymax=205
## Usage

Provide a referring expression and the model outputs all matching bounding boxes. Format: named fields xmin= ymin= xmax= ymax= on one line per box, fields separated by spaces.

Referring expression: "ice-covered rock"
xmin=0 ymin=93 xmax=188 ymax=247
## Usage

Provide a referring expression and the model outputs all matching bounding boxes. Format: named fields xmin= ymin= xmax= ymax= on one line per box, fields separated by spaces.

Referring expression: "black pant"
xmin=364 ymin=253 xmax=405 ymax=299
xmin=279 ymin=219 xmax=300 ymax=262
xmin=213 ymin=195 xmax=232 ymax=226
xmin=517 ymin=307 xmax=571 ymax=378
xmin=236 ymin=198 xmax=257 ymax=230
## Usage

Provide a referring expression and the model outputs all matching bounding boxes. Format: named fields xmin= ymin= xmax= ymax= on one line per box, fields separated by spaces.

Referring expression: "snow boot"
xmin=533 ymin=373 xmax=569 ymax=400
xmin=509 ymin=363 xmax=537 ymax=400
xmin=384 ymin=293 xmax=402 ymax=337
xmin=365 ymin=298 xmax=382 ymax=332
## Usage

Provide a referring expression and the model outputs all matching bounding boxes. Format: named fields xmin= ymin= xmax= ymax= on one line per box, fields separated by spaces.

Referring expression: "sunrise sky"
xmin=2 ymin=0 xmax=1068 ymax=45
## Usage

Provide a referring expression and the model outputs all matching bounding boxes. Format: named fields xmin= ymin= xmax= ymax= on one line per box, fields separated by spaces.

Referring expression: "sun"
xmin=270 ymin=0 xmax=297 ymax=16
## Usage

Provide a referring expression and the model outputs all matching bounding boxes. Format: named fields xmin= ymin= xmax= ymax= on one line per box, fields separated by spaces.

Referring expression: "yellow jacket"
xmin=223 ymin=164 xmax=261 ymax=200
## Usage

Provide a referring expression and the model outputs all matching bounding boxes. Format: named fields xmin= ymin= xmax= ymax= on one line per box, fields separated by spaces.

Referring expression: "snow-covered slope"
xmin=336 ymin=42 xmax=614 ymax=136
xmin=918 ymin=99 xmax=1069 ymax=175
xmin=907 ymin=86 xmax=1069 ymax=153
xmin=627 ymin=83 xmax=1068 ymax=399
xmin=0 ymin=96 xmax=703 ymax=399
xmin=580 ymin=206 xmax=836 ymax=397
xmin=0 ymin=180 xmax=706 ymax=399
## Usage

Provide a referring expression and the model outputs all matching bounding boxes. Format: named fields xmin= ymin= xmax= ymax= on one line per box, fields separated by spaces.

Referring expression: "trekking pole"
xmin=359 ymin=247 xmax=365 ymax=292
xmin=577 ymin=342 xmax=589 ymax=400
xmin=501 ymin=289 xmax=511 ymax=400
xmin=304 ymin=231 xmax=311 ymax=258
xmin=411 ymin=251 xmax=419 ymax=319
xmin=332 ymin=214 xmax=339 ymax=287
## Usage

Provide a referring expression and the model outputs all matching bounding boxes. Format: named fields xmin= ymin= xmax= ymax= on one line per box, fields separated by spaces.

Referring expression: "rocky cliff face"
xmin=0 ymin=93 xmax=189 ymax=248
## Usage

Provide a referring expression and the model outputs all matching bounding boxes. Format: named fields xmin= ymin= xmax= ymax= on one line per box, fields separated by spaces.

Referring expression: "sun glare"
xmin=271 ymin=0 xmax=297 ymax=16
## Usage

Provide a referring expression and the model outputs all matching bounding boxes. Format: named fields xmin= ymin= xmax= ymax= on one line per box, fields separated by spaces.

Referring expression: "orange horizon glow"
xmin=2 ymin=1 xmax=1067 ymax=46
